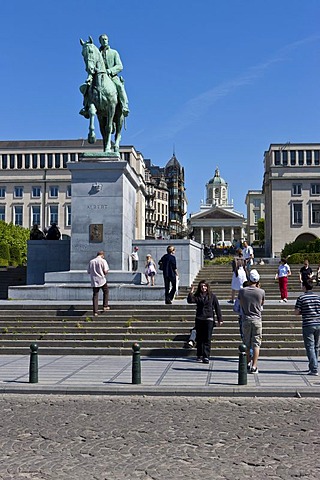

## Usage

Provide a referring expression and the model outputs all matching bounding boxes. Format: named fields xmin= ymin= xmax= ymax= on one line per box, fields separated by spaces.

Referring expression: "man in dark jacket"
xmin=159 ymin=245 xmax=178 ymax=304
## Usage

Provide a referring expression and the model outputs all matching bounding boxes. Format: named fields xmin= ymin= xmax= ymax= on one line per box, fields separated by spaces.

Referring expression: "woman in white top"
xmin=145 ymin=254 xmax=157 ymax=286
xmin=228 ymin=251 xmax=248 ymax=303
xmin=275 ymin=257 xmax=291 ymax=303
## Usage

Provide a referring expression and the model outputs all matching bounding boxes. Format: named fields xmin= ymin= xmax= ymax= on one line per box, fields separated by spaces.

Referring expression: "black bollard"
xmin=238 ymin=343 xmax=247 ymax=386
xmin=29 ymin=343 xmax=39 ymax=383
xmin=132 ymin=342 xmax=141 ymax=384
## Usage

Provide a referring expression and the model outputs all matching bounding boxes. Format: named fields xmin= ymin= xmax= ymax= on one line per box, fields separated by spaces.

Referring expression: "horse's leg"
xmin=87 ymin=103 xmax=97 ymax=144
xmin=104 ymin=104 xmax=116 ymax=152
xmin=113 ymin=105 xmax=124 ymax=152
xmin=97 ymin=114 xmax=107 ymax=151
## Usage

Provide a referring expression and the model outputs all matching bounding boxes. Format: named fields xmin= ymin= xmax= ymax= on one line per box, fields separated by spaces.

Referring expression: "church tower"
xmin=206 ymin=167 xmax=228 ymax=207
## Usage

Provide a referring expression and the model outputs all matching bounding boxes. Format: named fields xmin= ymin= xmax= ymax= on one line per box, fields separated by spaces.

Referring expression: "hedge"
xmin=0 ymin=242 xmax=10 ymax=267
xmin=287 ymin=253 xmax=320 ymax=264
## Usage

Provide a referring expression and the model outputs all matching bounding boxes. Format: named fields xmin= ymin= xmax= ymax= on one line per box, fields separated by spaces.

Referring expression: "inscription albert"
xmin=87 ymin=204 xmax=108 ymax=210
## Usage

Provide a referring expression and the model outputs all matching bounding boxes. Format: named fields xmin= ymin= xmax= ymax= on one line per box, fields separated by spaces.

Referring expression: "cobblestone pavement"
xmin=0 ymin=395 xmax=319 ymax=480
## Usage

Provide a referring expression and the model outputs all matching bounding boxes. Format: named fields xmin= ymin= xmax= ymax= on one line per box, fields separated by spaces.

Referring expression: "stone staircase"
xmin=0 ymin=267 xmax=27 ymax=300
xmin=0 ymin=263 xmax=314 ymax=356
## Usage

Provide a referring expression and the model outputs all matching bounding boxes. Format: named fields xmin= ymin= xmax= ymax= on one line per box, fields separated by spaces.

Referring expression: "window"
xmin=10 ymin=155 xmax=15 ymax=169
xmin=311 ymin=184 xmax=320 ymax=195
xmin=66 ymin=185 xmax=71 ymax=197
xmin=311 ymin=204 xmax=320 ymax=224
xmin=298 ymin=150 xmax=304 ymax=165
xmin=70 ymin=153 xmax=76 ymax=162
xmin=1 ymin=155 xmax=7 ymax=169
xmin=55 ymin=154 xmax=61 ymax=168
xmin=49 ymin=186 xmax=59 ymax=198
xmin=0 ymin=187 xmax=5 ymax=198
xmin=32 ymin=205 xmax=41 ymax=225
xmin=14 ymin=186 xmax=23 ymax=198
xmin=40 ymin=154 xmax=46 ymax=168
xmin=0 ymin=205 xmax=5 ymax=221
xmin=32 ymin=186 xmax=41 ymax=198
xmin=66 ymin=205 xmax=71 ymax=226
xmin=253 ymin=198 xmax=261 ymax=208
xmin=25 ymin=154 xmax=30 ymax=169
xmin=282 ymin=150 xmax=288 ymax=166
xmin=306 ymin=150 xmax=312 ymax=166
xmin=17 ymin=154 xmax=23 ymax=169
xmin=292 ymin=203 xmax=302 ymax=225
xmin=274 ymin=150 xmax=280 ymax=165
xmin=14 ymin=206 xmax=23 ymax=226
xmin=49 ymin=205 xmax=58 ymax=225
xmin=292 ymin=184 xmax=302 ymax=196
xmin=63 ymin=154 xmax=68 ymax=168
xmin=48 ymin=154 xmax=53 ymax=169
xmin=32 ymin=154 xmax=38 ymax=169
xmin=315 ymin=151 xmax=320 ymax=166
xmin=290 ymin=151 xmax=296 ymax=165
xmin=254 ymin=211 xmax=261 ymax=223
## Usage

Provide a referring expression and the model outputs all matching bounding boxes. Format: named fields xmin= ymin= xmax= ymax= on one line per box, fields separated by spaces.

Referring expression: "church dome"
xmin=208 ymin=167 xmax=227 ymax=186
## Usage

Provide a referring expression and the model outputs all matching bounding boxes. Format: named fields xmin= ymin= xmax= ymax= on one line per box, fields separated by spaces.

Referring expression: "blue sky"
xmin=1 ymin=0 xmax=320 ymax=215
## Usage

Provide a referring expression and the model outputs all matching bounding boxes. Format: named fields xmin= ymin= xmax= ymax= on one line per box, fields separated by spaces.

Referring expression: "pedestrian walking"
xmin=242 ymin=240 xmax=254 ymax=269
xmin=275 ymin=257 xmax=291 ymax=302
xmin=228 ymin=250 xmax=248 ymax=303
xmin=144 ymin=254 xmax=157 ymax=286
xmin=87 ymin=251 xmax=110 ymax=317
xmin=238 ymin=269 xmax=265 ymax=373
xmin=187 ymin=280 xmax=223 ymax=364
xmin=131 ymin=246 xmax=139 ymax=272
xmin=294 ymin=278 xmax=320 ymax=376
xmin=299 ymin=259 xmax=313 ymax=288
xmin=158 ymin=245 xmax=178 ymax=304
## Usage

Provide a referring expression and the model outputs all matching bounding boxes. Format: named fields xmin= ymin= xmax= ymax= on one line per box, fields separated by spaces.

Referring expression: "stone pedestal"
xmin=68 ymin=157 xmax=140 ymax=270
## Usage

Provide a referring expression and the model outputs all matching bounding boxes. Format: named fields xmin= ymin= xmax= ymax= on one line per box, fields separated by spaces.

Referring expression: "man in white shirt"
xmin=87 ymin=251 xmax=110 ymax=316
xmin=242 ymin=241 xmax=254 ymax=268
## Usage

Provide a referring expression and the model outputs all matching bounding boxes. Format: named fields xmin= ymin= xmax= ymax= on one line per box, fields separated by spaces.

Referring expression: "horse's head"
xmin=80 ymin=37 xmax=105 ymax=76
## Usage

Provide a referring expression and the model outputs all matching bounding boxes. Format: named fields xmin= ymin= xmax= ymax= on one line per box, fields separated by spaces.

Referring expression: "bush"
xmin=9 ymin=245 xmax=21 ymax=267
xmin=287 ymin=253 xmax=320 ymax=264
xmin=212 ymin=255 xmax=233 ymax=265
xmin=0 ymin=242 xmax=10 ymax=267
xmin=0 ymin=221 xmax=29 ymax=265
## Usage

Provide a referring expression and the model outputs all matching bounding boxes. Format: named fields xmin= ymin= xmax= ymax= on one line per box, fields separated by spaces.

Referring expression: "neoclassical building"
xmin=263 ymin=142 xmax=320 ymax=256
xmin=188 ymin=168 xmax=245 ymax=245
xmin=0 ymin=140 xmax=146 ymax=239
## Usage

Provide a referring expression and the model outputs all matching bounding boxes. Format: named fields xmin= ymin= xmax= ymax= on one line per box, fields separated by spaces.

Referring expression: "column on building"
xmin=221 ymin=228 xmax=224 ymax=242
xmin=200 ymin=227 xmax=204 ymax=244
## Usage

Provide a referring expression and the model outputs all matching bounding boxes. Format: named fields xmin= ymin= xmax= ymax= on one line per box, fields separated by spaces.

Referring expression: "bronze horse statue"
xmin=80 ymin=37 xmax=124 ymax=153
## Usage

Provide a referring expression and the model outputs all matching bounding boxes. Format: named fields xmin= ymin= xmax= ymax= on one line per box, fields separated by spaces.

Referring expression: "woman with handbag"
xmin=187 ymin=280 xmax=223 ymax=363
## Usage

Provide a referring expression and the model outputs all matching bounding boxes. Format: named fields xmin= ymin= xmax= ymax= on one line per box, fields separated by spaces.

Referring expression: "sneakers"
xmin=247 ymin=363 xmax=251 ymax=372
xmin=283 ymin=298 xmax=288 ymax=303
xmin=279 ymin=300 xmax=284 ymax=303
xmin=196 ymin=357 xmax=203 ymax=362
xmin=307 ymin=370 xmax=319 ymax=376
xmin=187 ymin=340 xmax=195 ymax=349
xmin=203 ymin=358 xmax=209 ymax=364
xmin=227 ymin=300 xmax=234 ymax=304
xmin=250 ymin=366 xmax=258 ymax=374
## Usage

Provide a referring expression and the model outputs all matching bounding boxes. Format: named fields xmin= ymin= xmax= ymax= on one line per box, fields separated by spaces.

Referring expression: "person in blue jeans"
xmin=295 ymin=278 xmax=320 ymax=376
xmin=187 ymin=280 xmax=223 ymax=364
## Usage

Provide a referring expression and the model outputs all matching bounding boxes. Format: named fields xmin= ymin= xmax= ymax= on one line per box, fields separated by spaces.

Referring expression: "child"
xmin=145 ymin=254 xmax=157 ymax=286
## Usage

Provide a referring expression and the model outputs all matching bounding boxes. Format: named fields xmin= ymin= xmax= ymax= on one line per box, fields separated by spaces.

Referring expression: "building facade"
xmin=263 ymin=143 xmax=320 ymax=256
xmin=145 ymin=154 xmax=187 ymax=239
xmin=0 ymin=140 xmax=146 ymax=239
xmin=188 ymin=168 xmax=246 ymax=245
xmin=245 ymin=190 xmax=265 ymax=245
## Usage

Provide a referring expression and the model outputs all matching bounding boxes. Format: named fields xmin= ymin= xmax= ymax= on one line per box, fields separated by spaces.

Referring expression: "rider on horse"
xmin=79 ymin=33 xmax=129 ymax=119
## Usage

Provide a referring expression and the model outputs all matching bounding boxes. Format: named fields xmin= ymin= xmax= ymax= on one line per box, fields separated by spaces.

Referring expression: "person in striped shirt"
xmin=294 ymin=278 xmax=320 ymax=376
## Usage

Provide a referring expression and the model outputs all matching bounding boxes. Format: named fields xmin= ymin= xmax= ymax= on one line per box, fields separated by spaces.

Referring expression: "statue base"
xmin=80 ymin=151 xmax=120 ymax=160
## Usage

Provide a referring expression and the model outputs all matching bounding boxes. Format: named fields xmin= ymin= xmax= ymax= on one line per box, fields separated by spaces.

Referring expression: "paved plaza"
xmin=0 ymin=354 xmax=319 ymax=397
xmin=0 ymin=394 xmax=319 ymax=479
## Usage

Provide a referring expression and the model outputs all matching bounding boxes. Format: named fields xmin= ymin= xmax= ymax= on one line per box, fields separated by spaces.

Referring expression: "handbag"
xmin=233 ymin=298 xmax=241 ymax=313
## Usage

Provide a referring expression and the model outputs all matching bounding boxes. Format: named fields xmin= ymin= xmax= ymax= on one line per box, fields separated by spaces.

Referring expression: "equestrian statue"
xmin=79 ymin=34 xmax=129 ymax=154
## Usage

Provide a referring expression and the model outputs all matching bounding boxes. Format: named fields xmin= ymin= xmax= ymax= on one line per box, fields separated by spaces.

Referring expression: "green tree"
xmin=0 ymin=221 xmax=30 ymax=266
